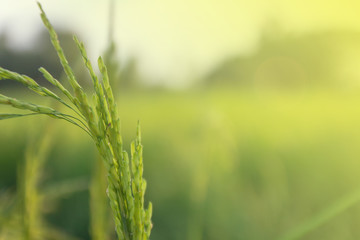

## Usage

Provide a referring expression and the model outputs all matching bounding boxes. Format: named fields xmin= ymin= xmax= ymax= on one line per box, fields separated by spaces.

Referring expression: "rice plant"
xmin=0 ymin=3 xmax=152 ymax=240
xmin=90 ymin=157 xmax=111 ymax=240
xmin=0 ymin=120 xmax=85 ymax=240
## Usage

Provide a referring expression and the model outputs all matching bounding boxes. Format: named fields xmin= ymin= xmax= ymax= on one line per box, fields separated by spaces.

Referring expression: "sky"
xmin=1 ymin=0 xmax=360 ymax=88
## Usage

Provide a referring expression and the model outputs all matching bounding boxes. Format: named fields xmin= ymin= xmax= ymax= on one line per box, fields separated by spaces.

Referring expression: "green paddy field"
xmin=2 ymin=89 xmax=360 ymax=240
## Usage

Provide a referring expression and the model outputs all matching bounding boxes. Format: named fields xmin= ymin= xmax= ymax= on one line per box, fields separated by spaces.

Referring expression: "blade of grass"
xmin=0 ymin=113 xmax=42 ymax=120
xmin=277 ymin=188 xmax=360 ymax=240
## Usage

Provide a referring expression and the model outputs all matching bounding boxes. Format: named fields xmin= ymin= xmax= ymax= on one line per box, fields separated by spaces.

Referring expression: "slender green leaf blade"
xmin=0 ymin=113 xmax=41 ymax=120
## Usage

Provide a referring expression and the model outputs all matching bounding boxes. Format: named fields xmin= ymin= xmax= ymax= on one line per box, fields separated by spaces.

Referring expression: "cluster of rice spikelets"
xmin=0 ymin=3 xmax=152 ymax=240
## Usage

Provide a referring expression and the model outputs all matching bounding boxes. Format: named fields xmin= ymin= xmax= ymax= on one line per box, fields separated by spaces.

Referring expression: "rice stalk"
xmin=20 ymin=122 xmax=54 ymax=240
xmin=0 ymin=3 xmax=152 ymax=239
xmin=90 ymin=157 xmax=111 ymax=240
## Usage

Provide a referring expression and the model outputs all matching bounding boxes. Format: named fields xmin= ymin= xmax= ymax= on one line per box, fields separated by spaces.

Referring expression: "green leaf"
xmin=0 ymin=113 xmax=41 ymax=120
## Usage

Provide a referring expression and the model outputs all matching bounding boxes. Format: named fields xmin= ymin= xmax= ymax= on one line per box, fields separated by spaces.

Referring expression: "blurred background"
xmin=2 ymin=0 xmax=360 ymax=239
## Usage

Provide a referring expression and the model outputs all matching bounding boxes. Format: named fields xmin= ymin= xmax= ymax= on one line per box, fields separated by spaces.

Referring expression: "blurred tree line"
xmin=2 ymin=27 xmax=360 ymax=91
xmin=203 ymin=28 xmax=360 ymax=90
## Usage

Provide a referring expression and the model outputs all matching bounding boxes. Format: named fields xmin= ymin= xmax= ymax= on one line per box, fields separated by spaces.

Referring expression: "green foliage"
xmin=0 ymin=3 xmax=152 ymax=240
